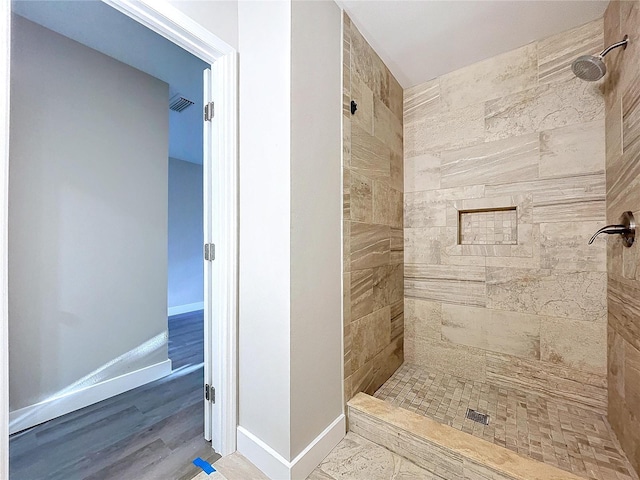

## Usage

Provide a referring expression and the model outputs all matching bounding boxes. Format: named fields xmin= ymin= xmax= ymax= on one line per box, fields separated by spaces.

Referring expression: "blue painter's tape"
xmin=193 ymin=457 xmax=216 ymax=475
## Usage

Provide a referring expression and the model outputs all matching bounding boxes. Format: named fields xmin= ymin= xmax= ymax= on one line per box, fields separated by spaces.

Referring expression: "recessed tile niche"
xmin=458 ymin=207 xmax=517 ymax=245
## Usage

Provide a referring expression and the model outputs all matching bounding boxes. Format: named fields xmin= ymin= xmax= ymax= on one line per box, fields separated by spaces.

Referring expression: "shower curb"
xmin=347 ymin=393 xmax=586 ymax=480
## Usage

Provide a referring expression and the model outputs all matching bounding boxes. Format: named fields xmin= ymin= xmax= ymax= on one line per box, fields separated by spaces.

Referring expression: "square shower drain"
xmin=465 ymin=408 xmax=490 ymax=425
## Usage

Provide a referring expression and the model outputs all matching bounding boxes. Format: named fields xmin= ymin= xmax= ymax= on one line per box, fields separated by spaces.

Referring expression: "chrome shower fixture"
xmin=572 ymin=35 xmax=629 ymax=81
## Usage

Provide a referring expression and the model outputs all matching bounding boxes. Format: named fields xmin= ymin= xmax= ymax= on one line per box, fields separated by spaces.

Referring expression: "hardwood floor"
xmin=9 ymin=311 xmax=219 ymax=480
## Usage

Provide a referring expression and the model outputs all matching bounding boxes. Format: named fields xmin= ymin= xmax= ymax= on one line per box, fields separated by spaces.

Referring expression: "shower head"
xmin=572 ymin=55 xmax=607 ymax=81
xmin=572 ymin=35 xmax=629 ymax=81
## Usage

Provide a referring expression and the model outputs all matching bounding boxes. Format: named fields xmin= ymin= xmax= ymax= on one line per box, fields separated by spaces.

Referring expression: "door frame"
xmin=0 ymin=0 xmax=239 ymax=472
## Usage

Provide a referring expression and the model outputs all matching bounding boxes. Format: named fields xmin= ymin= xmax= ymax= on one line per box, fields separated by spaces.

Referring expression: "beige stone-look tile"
xmin=404 ymin=153 xmax=440 ymax=193
xmin=405 ymin=186 xmax=485 ymax=228
xmin=343 ymin=271 xmax=351 ymax=324
xmin=485 ymin=78 xmax=604 ymax=141
xmin=606 ymin=99 xmax=623 ymax=172
xmin=372 ymin=263 xmax=403 ymax=311
xmin=539 ymin=119 xmax=605 ymax=178
xmin=486 ymin=268 xmax=607 ymax=322
xmin=351 ymin=306 xmax=391 ymax=372
xmin=440 ymin=43 xmax=537 ymax=110
xmin=349 ymin=21 xmax=389 ymax=107
xmin=350 ymin=171 xmax=373 ymax=223
xmin=343 ymin=113 xmax=351 ymax=168
xmin=405 ymin=264 xmax=487 ymax=307
xmin=212 ymin=453 xmax=269 ymax=480
xmin=306 ymin=468 xmax=335 ymax=480
xmin=348 ymin=402 xmax=465 ymax=479
xmin=485 ymin=172 xmax=605 ymax=204
xmin=404 ymin=77 xmax=441 ymax=126
xmin=405 ymin=103 xmax=485 ymax=157
xmin=533 ymin=198 xmax=605 ymax=224
xmin=390 ymin=227 xmax=403 ymax=264
xmin=404 ymin=298 xmax=442 ymax=342
xmin=608 ymin=275 xmax=640 ymax=353
xmin=374 ymin=97 xmax=403 ymax=157
xmin=352 ymin=123 xmax=391 ymax=181
xmin=405 ymin=336 xmax=488 ymax=381
xmin=343 ymin=219 xmax=351 ymax=273
xmin=404 ymin=227 xmax=446 ymax=264
xmin=387 ymin=72 xmax=403 ymax=122
xmin=373 ymin=181 xmax=402 ymax=228
xmin=540 ymin=317 xmax=606 ymax=375
xmin=539 ymin=221 xmax=607 ymax=272
xmin=390 ymin=150 xmax=403 ymax=193
xmin=351 ymin=73 xmax=374 ymax=135
xmin=351 ymin=222 xmax=390 ymax=270
xmin=440 ymin=133 xmax=539 ymax=188
xmin=441 ymin=304 xmax=541 ymax=360
xmin=608 ymin=323 xmax=626 ymax=399
xmin=538 ymin=18 xmax=604 ymax=85
xmin=351 ymin=268 xmax=373 ymax=321
xmin=390 ymin=299 xmax=403 ymax=341
xmin=624 ymin=340 xmax=640 ymax=410
xmin=485 ymin=353 xmax=607 ymax=412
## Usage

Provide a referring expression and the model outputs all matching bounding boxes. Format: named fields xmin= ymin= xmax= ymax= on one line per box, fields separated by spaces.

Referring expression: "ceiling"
xmin=336 ymin=0 xmax=609 ymax=88
xmin=12 ymin=0 xmax=208 ymax=164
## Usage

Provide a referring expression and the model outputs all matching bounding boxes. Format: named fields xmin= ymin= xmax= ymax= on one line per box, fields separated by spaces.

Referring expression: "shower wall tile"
xmin=351 ymin=74 xmax=374 ymax=135
xmin=351 ymin=222 xmax=390 ymax=270
xmin=404 ymin=18 xmax=608 ymax=412
xmin=350 ymin=171 xmax=373 ymax=223
xmin=439 ymin=43 xmax=537 ymax=110
xmin=404 ymin=103 xmax=485 ymax=156
xmin=539 ymin=221 xmax=607 ymax=271
xmin=538 ymin=18 xmax=604 ymax=85
xmin=485 ymin=353 xmax=607 ymax=412
xmin=540 ymin=317 xmax=607 ymax=375
xmin=485 ymin=78 xmax=604 ymax=141
xmin=440 ymin=133 xmax=539 ymax=188
xmin=539 ymin=119 xmax=606 ymax=178
xmin=486 ymin=268 xmax=607 ymax=321
xmin=344 ymin=13 xmax=403 ymax=401
xmin=404 ymin=153 xmax=441 ymax=193
xmin=441 ymin=304 xmax=541 ymax=360
xmin=403 ymin=78 xmax=441 ymax=126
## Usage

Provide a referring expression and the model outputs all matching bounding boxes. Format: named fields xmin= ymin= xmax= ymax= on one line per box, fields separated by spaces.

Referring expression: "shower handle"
xmin=588 ymin=211 xmax=635 ymax=247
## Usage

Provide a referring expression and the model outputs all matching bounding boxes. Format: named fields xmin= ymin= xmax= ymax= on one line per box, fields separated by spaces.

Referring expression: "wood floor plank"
xmin=9 ymin=311 xmax=217 ymax=480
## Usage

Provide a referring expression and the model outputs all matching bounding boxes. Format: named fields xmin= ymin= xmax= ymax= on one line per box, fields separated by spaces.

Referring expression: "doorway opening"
xmin=4 ymin=0 xmax=238 ymax=477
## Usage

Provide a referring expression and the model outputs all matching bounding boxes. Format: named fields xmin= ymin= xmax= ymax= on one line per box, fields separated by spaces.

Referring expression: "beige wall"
xmin=403 ymin=19 xmax=609 ymax=412
xmin=343 ymin=13 xmax=404 ymax=401
xmin=604 ymin=1 xmax=640 ymax=474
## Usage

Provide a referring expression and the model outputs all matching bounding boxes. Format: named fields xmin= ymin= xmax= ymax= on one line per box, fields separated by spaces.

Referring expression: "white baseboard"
xmin=168 ymin=301 xmax=204 ymax=317
xmin=9 ymin=359 xmax=172 ymax=435
xmin=237 ymin=414 xmax=345 ymax=480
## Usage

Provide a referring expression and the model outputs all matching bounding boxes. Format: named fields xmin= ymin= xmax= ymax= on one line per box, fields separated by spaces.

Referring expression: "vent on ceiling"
xmin=169 ymin=95 xmax=194 ymax=113
xmin=465 ymin=408 xmax=490 ymax=425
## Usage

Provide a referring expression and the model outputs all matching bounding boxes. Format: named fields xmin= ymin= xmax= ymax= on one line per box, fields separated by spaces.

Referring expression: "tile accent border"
xmin=348 ymin=393 xmax=585 ymax=480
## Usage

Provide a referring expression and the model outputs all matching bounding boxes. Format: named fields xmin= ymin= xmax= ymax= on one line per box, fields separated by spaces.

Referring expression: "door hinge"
xmin=205 ymin=384 xmax=215 ymax=403
xmin=204 ymin=102 xmax=215 ymax=122
xmin=204 ymin=243 xmax=215 ymax=261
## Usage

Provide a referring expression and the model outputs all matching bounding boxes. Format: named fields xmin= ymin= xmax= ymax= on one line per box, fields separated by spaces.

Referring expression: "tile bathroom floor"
xmin=308 ymin=431 xmax=438 ymax=480
xmin=374 ymin=363 xmax=638 ymax=480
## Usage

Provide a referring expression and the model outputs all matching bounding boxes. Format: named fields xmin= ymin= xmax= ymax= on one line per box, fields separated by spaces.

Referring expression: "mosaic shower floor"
xmin=374 ymin=364 xmax=638 ymax=480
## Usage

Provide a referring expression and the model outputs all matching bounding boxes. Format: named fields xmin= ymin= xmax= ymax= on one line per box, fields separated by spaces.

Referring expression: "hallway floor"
xmin=9 ymin=310 xmax=218 ymax=480
xmin=374 ymin=363 xmax=637 ymax=480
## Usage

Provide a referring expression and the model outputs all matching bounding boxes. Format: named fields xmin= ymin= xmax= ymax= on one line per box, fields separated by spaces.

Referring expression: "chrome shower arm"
xmin=588 ymin=211 xmax=636 ymax=247
xmin=588 ymin=225 xmax=628 ymax=244
xmin=599 ymin=35 xmax=629 ymax=58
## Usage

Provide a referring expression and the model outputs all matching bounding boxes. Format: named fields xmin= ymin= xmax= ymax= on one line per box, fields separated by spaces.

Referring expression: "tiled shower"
xmin=343 ymin=2 xmax=640 ymax=478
